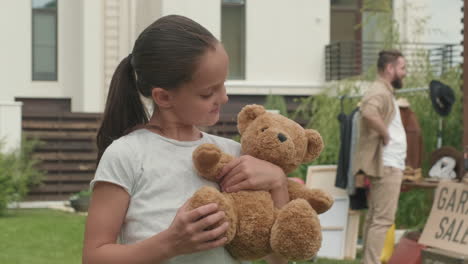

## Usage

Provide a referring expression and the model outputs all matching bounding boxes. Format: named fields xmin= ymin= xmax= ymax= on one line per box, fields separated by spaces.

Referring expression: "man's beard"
xmin=391 ymin=77 xmax=403 ymax=89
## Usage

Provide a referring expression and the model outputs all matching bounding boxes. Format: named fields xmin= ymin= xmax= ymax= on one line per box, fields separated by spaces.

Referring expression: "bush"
xmin=69 ymin=189 xmax=91 ymax=212
xmin=264 ymin=94 xmax=289 ymax=117
xmin=69 ymin=189 xmax=92 ymax=201
xmin=0 ymin=138 xmax=44 ymax=215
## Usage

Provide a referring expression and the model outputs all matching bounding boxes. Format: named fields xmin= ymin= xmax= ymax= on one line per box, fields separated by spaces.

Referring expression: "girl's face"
xmin=169 ymin=43 xmax=229 ymax=127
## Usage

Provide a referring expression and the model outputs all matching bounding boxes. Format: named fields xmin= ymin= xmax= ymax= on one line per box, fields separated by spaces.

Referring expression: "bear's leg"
xmin=189 ymin=186 xmax=237 ymax=243
xmin=270 ymin=199 xmax=322 ymax=261
xmin=287 ymin=179 xmax=334 ymax=214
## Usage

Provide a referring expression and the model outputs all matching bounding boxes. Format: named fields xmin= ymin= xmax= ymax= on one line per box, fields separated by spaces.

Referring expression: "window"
xmin=32 ymin=0 xmax=57 ymax=81
xmin=330 ymin=0 xmax=361 ymax=42
xmin=221 ymin=0 xmax=245 ymax=80
xmin=331 ymin=0 xmax=359 ymax=8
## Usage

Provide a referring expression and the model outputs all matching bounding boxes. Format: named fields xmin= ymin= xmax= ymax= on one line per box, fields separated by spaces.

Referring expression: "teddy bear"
xmin=188 ymin=104 xmax=334 ymax=261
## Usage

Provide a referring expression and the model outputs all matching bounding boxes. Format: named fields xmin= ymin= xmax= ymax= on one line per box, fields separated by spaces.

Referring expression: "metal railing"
xmin=325 ymin=41 xmax=463 ymax=81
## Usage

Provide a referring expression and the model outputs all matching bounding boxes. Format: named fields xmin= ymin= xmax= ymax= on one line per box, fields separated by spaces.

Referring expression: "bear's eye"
xmin=261 ymin=127 xmax=268 ymax=132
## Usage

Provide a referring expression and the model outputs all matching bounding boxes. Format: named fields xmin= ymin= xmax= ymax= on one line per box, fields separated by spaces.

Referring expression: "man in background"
xmin=353 ymin=50 xmax=407 ymax=264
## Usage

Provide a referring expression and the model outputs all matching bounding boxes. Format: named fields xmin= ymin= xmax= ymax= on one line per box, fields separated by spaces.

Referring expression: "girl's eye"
xmin=261 ymin=127 xmax=268 ymax=132
xmin=200 ymin=93 xmax=213 ymax=99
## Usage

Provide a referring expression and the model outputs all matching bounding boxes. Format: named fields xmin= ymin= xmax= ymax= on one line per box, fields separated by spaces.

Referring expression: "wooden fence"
xmin=23 ymin=113 xmax=243 ymax=201
xmin=24 ymin=112 xmax=102 ymax=201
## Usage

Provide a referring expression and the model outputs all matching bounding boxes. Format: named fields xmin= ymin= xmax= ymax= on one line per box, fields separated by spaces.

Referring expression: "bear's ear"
xmin=237 ymin=104 xmax=266 ymax=135
xmin=303 ymin=129 xmax=324 ymax=162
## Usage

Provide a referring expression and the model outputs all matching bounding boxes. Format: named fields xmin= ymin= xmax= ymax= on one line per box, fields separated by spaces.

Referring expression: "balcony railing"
xmin=325 ymin=41 xmax=463 ymax=81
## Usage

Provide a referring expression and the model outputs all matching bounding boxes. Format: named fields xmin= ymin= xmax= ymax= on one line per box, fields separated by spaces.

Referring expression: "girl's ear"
xmin=151 ymin=87 xmax=172 ymax=109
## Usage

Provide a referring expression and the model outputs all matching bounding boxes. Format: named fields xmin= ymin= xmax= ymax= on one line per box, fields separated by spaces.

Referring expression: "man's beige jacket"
xmin=352 ymin=78 xmax=396 ymax=178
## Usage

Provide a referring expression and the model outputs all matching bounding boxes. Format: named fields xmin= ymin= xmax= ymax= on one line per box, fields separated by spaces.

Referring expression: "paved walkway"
xmin=8 ymin=200 xmax=88 ymax=215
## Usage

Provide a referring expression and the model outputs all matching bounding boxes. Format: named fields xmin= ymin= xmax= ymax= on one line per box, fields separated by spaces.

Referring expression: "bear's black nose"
xmin=277 ymin=133 xmax=287 ymax=142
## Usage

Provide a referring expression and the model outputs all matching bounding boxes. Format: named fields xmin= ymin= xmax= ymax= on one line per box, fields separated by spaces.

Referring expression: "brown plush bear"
xmin=189 ymin=104 xmax=333 ymax=261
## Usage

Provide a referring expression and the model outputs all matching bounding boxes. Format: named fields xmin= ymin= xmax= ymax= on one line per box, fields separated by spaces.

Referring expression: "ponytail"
xmin=96 ymin=55 xmax=148 ymax=164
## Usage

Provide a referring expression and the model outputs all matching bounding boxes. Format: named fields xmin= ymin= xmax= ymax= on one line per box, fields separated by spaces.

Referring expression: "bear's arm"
xmin=193 ymin=143 xmax=235 ymax=182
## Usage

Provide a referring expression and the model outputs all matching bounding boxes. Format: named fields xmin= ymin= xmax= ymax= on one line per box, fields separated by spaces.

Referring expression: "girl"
xmin=83 ymin=15 xmax=288 ymax=264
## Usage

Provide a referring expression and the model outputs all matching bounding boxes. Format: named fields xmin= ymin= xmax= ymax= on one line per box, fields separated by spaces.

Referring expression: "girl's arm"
xmin=82 ymin=182 xmax=229 ymax=264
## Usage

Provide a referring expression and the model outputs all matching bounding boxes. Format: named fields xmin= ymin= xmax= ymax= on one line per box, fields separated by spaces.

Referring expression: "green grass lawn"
xmin=253 ymin=260 xmax=360 ymax=264
xmin=253 ymin=255 xmax=361 ymax=264
xmin=0 ymin=209 xmax=360 ymax=264
xmin=0 ymin=209 xmax=86 ymax=264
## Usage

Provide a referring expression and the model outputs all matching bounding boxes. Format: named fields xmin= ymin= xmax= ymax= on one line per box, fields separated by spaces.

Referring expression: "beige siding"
xmin=103 ymin=0 xmax=121 ymax=98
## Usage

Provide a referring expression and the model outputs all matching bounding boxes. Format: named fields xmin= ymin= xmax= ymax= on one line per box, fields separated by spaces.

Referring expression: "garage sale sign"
xmin=419 ymin=181 xmax=468 ymax=255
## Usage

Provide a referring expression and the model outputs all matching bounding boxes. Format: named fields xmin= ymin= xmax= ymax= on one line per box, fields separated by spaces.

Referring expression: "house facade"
xmin=4 ymin=0 xmax=461 ymax=110
xmin=1 ymin=0 xmax=330 ymax=114
xmin=0 ymin=0 xmax=462 ymax=152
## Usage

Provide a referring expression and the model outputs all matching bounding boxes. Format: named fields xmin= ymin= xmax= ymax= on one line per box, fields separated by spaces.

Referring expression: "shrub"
xmin=0 ymin=138 xmax=44 ymax=215
xmin=264 ymin=94 xmax=289 ymax=117
xmin=69 ymin=189 xmax=92 ymax=212
xmin=69 ymin=189 xmax=92 ymax=201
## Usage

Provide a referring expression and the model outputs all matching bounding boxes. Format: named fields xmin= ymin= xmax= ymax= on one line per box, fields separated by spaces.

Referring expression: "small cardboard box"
xmin=421 ymin=248 xmax=468 ymax=264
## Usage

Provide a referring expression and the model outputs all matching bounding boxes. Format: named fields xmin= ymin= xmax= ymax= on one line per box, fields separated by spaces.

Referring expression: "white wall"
xmin=162 ymin=0 xmax=221 ymax=39
xmin=1 ymin=0 xmax=330 ymax=116
xmin=0 ymin=1 xmax=105 ymax=113
xmin=0 ymin=1 xmax=33 ymax=103
xmin=133 ymin=0 xmax=163 ymax=44
xmin=157 ymin=0 xmax=329 ymax=95
xmin=422 ymin=0 xmax=463 ymax=44
xmin=82 ymin=0 xmax=104 ymax=112
xmin=59 ymin=0 xmax=84 ymax=112
xmin=0 ymin=1 xmax=84 ymax=109
xmin=394 ymin=0 xmax=463 ymax=44
xmin=245 ymin=0 xmax=329 ymax=84
xmin=227 ymin=0 xmax=329 ymax=95
xmin=0 ymin=102 xmax=22 ymax=153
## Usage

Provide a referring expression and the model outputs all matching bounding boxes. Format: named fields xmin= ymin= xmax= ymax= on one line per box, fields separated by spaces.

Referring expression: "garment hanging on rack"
xmin=347 ymin=109 xmax=361 ymax=195
xmin=335 ymin=97 xmax=359 ymax=189
xmin=348 ymin=110 xmax=369 ymax=210
xmin=399 ymin=105 xmax=423 ymax=170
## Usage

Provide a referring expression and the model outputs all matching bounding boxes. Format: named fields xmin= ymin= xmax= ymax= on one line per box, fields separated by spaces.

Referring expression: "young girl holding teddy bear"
xmin=82 ymin=15 xmax=289 ymax=264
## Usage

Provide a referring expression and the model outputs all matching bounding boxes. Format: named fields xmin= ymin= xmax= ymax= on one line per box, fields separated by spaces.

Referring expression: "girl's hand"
xmin=217 ymin=155 xmax=287 ymax=193
xmin=165 ymin=200 xmax=229 ymax=257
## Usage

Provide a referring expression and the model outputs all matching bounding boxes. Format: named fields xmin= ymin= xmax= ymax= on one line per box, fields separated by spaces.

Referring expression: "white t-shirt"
xmin=91 ymin=129 xmax=242 ymax=264
xmin=382 ymin=99 xmax=407 ymax=170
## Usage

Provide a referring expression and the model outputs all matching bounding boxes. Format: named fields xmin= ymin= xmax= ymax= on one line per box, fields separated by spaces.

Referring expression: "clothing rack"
xmin=339 ymin=87 xmax=429 ymax=99
xmin=396 ymin=87 xmax=429 ymax=94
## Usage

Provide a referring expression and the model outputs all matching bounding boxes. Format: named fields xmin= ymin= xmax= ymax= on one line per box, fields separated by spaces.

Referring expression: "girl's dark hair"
xmin=377 ymin=49 xmax=404 ymax=72
xmin=97 ymin=15 xmax=218 ymax=163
